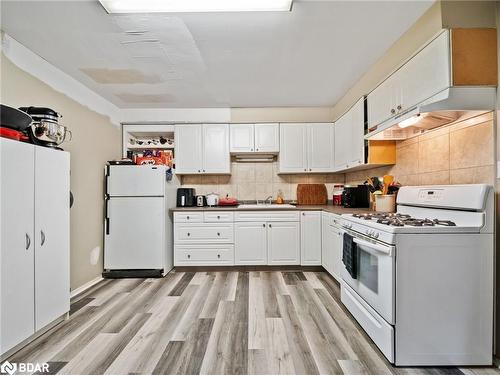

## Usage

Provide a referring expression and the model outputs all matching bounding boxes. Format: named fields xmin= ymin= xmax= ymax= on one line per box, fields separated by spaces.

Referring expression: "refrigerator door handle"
xmin=105 ymin=194 xmax=110 ymax=235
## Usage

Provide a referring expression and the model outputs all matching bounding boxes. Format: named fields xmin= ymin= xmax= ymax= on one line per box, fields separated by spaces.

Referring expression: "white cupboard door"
xmin=331 ymin=226 xmax=344 ymax=282
xmin=300 ymin=211 xmax=322 ymax=265
xmin=254 ymin=123 xmax=279 ymax=153
xmin=307 ymin=123 xmax=334 ymax=172
xmin=174 ymin=125 xmax=202 ymax=174
xmin=202 ymin=124 xmax=230 ymax=174
xmin=334 ymin=114 xmax=351 ymax=170
xmin=234 ymin=222 xmax=267 ymax=265
xmin=107 ymin=165 xmax=166 ymax=197
xmin=267 ymin=222 xmax=300 ymax=265
xmin=0 ymin=139 xmax=35 ymax=354
xmin=279 ymin=124 xmax=307 ymax=173
xmin=350 ymin=98 xmax=366 ymax=166
xmin=105 ymin=197 xmax=165 ymax=269
xmin=230 ymin=124 xmax=254 ymax=153
xmin=400 ymin=31 xmax=450 ymax=112
xmin=34 ymin=147 xmax=70 ymax=330
xmin=367 ymin=75 xmax=396 ymax=129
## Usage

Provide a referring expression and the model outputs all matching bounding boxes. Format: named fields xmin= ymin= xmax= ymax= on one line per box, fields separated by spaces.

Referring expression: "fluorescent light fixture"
xmin=398 ymin=114 xmax=422 ymax=128
xmin=99 ymin=0 xmax=293 ymax=13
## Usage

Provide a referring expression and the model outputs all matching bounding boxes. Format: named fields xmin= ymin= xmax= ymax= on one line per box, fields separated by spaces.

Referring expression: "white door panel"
xmin=105 ymin=197 xmax=164 ymax=269
xmin=268 ymin=222 xmax=300 ymax=265
xmin=107 ymin=165 xmax=165 ymax=196
xmin=279 ymin=124 xmax=307 ymax=173
xmin=334 ymin=114 xmax=351 ymax=170
xmin=230 ymin=124 xmax=254 ymax=152
xmin=235 ymin=222 xmax=267 ymax=265
xmin=0 ymin=139 xmax=35 ymax=354
xmin=350 ymin=98 xmax=365 ymax=165
xmin=300 ymin=211 xmax=322 ymax=265
xmin=175 ymin=124 xmax=203 ymax=174
xmin=254 ymin=123 xmax=279 ymax=153
xmin=307 ymin=124 xmax=334 ymax=172
xmin=34 ymin=147 xmax=70 ymax=330
xmin=202 ymin=124 xmax=230 ymax=174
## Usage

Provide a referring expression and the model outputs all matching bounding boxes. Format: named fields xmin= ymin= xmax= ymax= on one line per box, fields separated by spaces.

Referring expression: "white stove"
xmin=338 ymin=184 xmax=494 ymax=366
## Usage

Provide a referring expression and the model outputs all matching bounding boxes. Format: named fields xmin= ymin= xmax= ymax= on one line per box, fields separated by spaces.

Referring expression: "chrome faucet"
xmin=265 ymin=195 xmax=273 ymax=204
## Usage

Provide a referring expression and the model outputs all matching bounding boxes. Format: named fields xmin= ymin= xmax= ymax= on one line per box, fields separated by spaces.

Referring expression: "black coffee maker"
xmin=342 ymin=185 xmax=370 ymax=208
xmin=176 ymin=188 xmax=195 ymax=207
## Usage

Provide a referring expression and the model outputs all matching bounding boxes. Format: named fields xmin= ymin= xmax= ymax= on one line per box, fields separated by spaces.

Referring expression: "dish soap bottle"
xmin=276 ymin=189 xmax=285 ymax=204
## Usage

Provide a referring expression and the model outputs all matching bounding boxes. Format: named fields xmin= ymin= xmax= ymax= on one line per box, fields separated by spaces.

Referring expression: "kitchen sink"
xmin=237 ymin=204 xmax=296 ymax=209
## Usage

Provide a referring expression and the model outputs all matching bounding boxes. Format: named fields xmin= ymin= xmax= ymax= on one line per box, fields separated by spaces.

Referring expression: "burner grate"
xmin=352 ymin=213 xmax=456 ymax=227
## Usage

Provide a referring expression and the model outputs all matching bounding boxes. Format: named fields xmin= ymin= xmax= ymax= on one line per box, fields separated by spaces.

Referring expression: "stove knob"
xmin=374 ymin=232 xmax=379 ymax=239
xmin=365 ymin=230 xmax=371 ymax=236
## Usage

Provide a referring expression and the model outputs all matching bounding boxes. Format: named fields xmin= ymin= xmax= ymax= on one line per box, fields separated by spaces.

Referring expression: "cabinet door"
xmin=321 ymin=217 xmax=335 ymax=276
xmin=279 ymin=124 xmax=307 ymax=173
xmin=175 ymin=124 xmax=202 ymax=174
xmin=331 ymin=226 xmax=344 ymax=282
xmin=0 ymin=139 xmax=35 ymax=355
xmin=350 ymin=98 xmax=366 ymax=166
xmin=254 ymin=123 xmax=279 ymax=153
xmin=400 ymin=31 xmax=450 ymax=112
xmin=234 ymin=222 xmax=267 ymax=265
xmin=34 ymin=147 xmax=70 ymax=330
xmin=300 ymin=211 xmax=322 ymax=265
xmin=268 ymin=222 xmax=300 ymax=265
xmin=307 ymin=123 xmax=334 ymax=172
xmin=230 ymin=124 xmax=254 ymax=153
xmin=367 ymin=75 xmax=396 ymax=129
xmin=202 ymin=124 xmax=230 ymax=174
xmin=334 ymin=114 xmax=351 ymax=170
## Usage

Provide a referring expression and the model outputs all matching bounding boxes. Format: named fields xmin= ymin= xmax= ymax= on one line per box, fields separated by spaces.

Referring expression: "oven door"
xmin=341 ymin=232 xmax=395 ymax=324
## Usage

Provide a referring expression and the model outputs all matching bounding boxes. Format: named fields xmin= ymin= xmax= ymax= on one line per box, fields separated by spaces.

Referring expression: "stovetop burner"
xmin=351 ymin=213 xmax=456 ymax=227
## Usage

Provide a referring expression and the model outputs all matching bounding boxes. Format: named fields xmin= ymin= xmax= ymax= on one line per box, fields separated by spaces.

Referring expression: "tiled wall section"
xmin=345 ymin=112 xmax=495 ymax=186
xmin=181 ymin=162 xmax=344 ymax=201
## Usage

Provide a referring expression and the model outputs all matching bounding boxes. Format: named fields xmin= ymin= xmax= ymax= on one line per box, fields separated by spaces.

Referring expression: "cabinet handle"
xmin=302 ymin=212 xmax=305 ymax=216
xmin=203 ymin=169 xmax=206 ymax=172
xmin=262 ymin=223 xmax=266 ymax=227
xmin=187 ymin=216 xmax=190 ymax=220
xmin=269 ymin=224 xmax=272 ymax=228
xmin=251 ymin=148 xmax=253 ymax=151
xmin=309 ymin=168 xmax=312 ymax=171
xmin=187 ymin=232 xmax=191 ymax=236
xmin=217 ymin=254 xmax=221 ymax=258
xmin=390 ymin=108 xmax=396 ymax=114
xmin=40 ymin=230 xmax=46 ymax=246
xmin=304 ymin=169 xmax=307 ymax=172
xmin=198 ymin=170 xmax=201 ymax=173
xmin=397 ymin=105 xmax=402 ymax=111
xmin=256 ymin=148 xmax=259 ymax=151
xmin=25 ymin=233 xmax=31 ymax=250
xmin=187 ymin=254 xmax=191 ymax=259
xmin=217 ymin=215 xmax=220 ymax=219
xmin=217 ymin=232 xmax=221 ymax=236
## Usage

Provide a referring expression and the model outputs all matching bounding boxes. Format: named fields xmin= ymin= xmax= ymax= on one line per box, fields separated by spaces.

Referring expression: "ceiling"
xmin=1 ymin=1 xmax=434 ymax=108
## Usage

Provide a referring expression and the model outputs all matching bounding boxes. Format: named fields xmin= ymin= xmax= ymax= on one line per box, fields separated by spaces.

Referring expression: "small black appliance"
xmin=177 ymin=188 xmax=195 ymax=207
xmin=342 ymin=185 xmax=370 ymax=208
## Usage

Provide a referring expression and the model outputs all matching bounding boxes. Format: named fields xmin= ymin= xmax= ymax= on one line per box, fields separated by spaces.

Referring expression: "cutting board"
xmin=296 ymin=184 xmax=328 ymax=205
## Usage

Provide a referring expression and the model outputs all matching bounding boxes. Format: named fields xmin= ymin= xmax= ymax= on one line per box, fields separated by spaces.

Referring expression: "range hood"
xmin=234 ymin=154 xmax=275 ymax=162
xmin=365 ymin=87 xmax=497 ymax=140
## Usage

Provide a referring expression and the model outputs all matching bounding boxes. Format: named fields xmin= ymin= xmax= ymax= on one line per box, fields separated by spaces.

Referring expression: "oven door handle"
xmin=353 ymin=238 xmax=394 ymax=256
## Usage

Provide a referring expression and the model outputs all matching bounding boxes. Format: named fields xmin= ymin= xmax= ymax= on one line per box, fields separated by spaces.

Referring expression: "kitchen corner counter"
xmin=170 ymin=204 xmax=371 ymax=215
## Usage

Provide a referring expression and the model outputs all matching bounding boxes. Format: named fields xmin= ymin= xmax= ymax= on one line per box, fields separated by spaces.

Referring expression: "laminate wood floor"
xmin=9 ymin=271 xmax=500 ymax=375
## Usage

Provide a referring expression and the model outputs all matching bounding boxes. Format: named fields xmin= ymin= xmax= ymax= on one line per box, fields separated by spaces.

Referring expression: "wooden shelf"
xmin=127 ymin=145 xmax=174 ymax=150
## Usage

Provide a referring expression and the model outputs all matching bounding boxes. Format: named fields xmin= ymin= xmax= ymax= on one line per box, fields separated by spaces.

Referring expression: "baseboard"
xmin=70 ymin=276 xmax=104 ymax=298
xmin=174 ymin=265 xmax=324 ymax=272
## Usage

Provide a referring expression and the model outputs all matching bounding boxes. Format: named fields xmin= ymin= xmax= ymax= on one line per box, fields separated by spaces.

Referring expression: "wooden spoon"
xmin=383 ymin=175 xmax=394 ymax=195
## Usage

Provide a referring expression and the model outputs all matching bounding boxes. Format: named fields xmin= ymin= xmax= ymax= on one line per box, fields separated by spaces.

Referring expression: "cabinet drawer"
xmin=203 ymin=211 xmax=234 ymax=222
xmin=323 ymin=212 xmax=341 ymax=227
xmin=174 ymin=212 xmax=203 ymax=223
xmin=175 ymin=245 xmax=234 ymax=266
xmin=175 ymin=223 xmax=234 ymax=243
xmin=234 ymin=211 xmax=299 ymax=222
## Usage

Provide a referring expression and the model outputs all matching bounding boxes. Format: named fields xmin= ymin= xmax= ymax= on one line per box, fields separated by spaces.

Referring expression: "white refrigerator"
xmin=104 ymin=165 xmax=176 ymax=277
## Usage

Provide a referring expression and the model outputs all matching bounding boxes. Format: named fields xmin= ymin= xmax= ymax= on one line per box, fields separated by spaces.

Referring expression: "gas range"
xmin=351 ymin=212 xmax=457 ymax=227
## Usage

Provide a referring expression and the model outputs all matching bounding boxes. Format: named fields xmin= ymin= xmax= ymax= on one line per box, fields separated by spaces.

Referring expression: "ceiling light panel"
xmin=99 ymin=0 xmax=293 ymax=13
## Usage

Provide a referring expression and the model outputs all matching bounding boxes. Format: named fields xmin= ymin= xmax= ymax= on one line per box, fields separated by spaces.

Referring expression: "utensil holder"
xmin=375 ymin=194 xmax=396 ymax=213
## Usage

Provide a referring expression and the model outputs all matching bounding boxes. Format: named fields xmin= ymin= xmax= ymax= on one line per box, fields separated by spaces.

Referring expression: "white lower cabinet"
xmin=321 ymin=212 xmax=343 ymax=282
xmin=235 ymin=222 xmax=267 ymax=265
xmin=300 ymin=211 xmax=322 ymax=265
xmin=0 ymin=139 xmax=70 ymax=356
xmin=267 ymin=222 xmax=300 ymax=265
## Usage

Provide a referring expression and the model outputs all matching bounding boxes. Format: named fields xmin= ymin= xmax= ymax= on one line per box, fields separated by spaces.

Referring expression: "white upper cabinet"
xmin=307 ymin=123 xmax=335 ymax=172
xmin=279 ymin=123 xmax=334 ymax=173
xmin=175 ymin=124 xmax=230 ymax=174
xmin=202 ymin=124 xmax=230 ymax=174
xmin=279 ymin=124 xmax=308 ymax=173
xmin=368 ymin=30 xmax=451 ymax=129
xmin=334 ymin=98 xmax=365 ymax=171
xmin=175 ymin=124 xmax=203 ymax=174
xmin=230 ymin=123 xmax=279 ymax=153
xmin=254 ymin=123 xmax=279 ymax=153
xmin=230 ymin=124 xmax=254 ymax=153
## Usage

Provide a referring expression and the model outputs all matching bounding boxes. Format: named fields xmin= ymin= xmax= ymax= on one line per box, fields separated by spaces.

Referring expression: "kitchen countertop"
xmin=170 ymin=204 xmax=371 ymax=215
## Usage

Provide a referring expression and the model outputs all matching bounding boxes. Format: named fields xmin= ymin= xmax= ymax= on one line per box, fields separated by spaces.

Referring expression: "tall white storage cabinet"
xmin=0 ymin=138 xmax=70 ymax=356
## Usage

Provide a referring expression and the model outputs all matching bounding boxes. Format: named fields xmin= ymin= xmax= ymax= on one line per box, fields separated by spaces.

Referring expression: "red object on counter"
xmin=218 ymin=197 xmax=239 ymax=206
xmin=0 ymin=127 xmax=29 ymax=141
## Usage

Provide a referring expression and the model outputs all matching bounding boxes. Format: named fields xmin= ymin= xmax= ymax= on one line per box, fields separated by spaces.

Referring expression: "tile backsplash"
xmin=181 ymin=162 xmax=344 ymax=201
xmin=345 ymin=112 xmax=495 ymax=186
